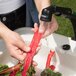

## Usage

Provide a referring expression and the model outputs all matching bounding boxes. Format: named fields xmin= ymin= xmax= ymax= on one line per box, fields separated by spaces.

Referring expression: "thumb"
xmin=39 ymin=21 xmax=47 ymax=33
xmin=16 ymin=39 xmax=30 ymax=52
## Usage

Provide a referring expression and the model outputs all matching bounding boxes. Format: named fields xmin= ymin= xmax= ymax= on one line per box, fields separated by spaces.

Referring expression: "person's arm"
xmin=0 ymin=21 xmax=9 ymax=38
xmin=34 ymin=0 xmax=58 ymax=37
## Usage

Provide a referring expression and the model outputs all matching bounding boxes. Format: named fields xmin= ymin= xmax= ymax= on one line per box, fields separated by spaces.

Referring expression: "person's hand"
xmin=2 ymin=29 xmax=30 ymax=61
xmin=3 ymin=30 xmax=40 ymax=61
xmin=0 ymin=22 xmax=41 ymax=61
xmin=39 ymin=16 xmax=58 ymax=38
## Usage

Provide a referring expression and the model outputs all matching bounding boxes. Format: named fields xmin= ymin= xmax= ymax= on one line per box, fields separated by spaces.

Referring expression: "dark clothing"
xmin=0 ymin=0 xmax=39 ymax=30
xmin=25 ymin=0 xmax=39 ymax=27
xmin=0 ymin=4 xmax=26 ymax=30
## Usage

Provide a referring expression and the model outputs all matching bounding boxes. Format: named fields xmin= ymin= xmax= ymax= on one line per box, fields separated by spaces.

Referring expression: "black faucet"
xmin=40 ymin=5 xmax=76 ymax=40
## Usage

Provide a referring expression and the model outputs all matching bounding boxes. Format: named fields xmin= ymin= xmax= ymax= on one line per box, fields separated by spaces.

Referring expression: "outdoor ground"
xmin=52 ymin=0 xmax=76 ymax=38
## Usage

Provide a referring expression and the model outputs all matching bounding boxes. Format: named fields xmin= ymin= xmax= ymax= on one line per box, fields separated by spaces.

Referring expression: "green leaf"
xmin=41 ymin=68 xmax=62 ymax=76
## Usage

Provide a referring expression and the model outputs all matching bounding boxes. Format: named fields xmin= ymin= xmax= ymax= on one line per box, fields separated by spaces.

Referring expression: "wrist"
xmin=39 ymin=1 xmax=51 ymax=20
xmin=0 ymin=22 xmax=11 ymax=39
xmin=41 ymin=1 xmax=51 ymax=9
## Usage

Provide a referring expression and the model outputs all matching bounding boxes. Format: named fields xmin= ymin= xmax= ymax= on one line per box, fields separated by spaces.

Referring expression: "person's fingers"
xmin=39 ymin=21 xmax=47 ymax=33
xmin=35 ymin=42 xmax=41 ymax=54
xmin=31 ymin=23 xmax=39 ymax=32
xmin=11 ymin=49 xmax=27 ymax=61
xmin=15 ymin=48 xmax=23 ymax=55
xmin=34 ymin=23 xmax=39 ymax=31
xmin=42 ymin=17 xmax=58 ymax=38
xmin=32 ymin=61 xmax=38 ymax=67
xmin=16 ymin=39 xmax=30 ymax=52
xmin=42 ymin=23 xmax=51 ymax=37
xmin=36 ymin=47 xmax=41 ymax=54
xmin=42 ymin=26 xmax=57 ymax=38
xmin=8 ymin=44 xmax=27 ymax=61
xmin=42 ymin=30 xmax=51 ymax=38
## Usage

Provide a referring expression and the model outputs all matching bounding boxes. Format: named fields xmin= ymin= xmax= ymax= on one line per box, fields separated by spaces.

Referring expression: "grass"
xmin=51 ymin=0 xmax=76 ymax=37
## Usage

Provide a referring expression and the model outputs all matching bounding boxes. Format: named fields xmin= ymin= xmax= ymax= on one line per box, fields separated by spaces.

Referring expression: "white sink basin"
xmin=0 ymin=27 xmax=76 ymax=76
xmin=0 ymin=39 xmax=18 ymax=67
